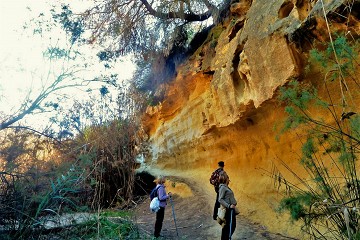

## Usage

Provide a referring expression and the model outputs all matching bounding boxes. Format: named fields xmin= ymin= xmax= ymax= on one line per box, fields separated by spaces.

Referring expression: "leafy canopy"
xmin=54 ymin=0 xmax=229 ymax=56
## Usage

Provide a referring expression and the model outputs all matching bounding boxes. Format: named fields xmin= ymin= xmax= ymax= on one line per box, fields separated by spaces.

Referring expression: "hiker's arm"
xmin=158 ymin=186 xmax=169 ymax=201
xmin=210 ymin=172 xmax=216 ymax=185
xmin=218 ymin=187 xmax=230 ymax=208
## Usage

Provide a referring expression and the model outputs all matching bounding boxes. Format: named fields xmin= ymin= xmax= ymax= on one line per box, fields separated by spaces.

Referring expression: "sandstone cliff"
xmin=141 ymin=0 xmax=360 ymax=237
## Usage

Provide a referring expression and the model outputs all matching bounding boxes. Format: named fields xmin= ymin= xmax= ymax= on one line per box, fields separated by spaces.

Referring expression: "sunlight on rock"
xmin=165 ymin=180 xmax=193 ymax=198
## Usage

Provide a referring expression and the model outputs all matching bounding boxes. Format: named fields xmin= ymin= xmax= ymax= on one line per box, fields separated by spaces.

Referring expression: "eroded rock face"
xmin=142 ymin=0 xmax=360 ymax=237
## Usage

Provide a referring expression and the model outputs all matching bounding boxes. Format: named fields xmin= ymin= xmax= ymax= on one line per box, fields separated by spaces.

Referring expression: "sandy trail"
xmin=133 ymin=176 xmax=297 ymax=239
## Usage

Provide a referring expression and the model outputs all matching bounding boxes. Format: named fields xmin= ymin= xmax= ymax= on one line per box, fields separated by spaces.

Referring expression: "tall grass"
xmin=0 ymin=165 xmax=144 ymax=239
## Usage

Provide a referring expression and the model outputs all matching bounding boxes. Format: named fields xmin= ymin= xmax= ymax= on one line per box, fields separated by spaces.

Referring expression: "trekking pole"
xmin=169 ymin=195 xmax=179 ymax=237
xmin=229 ymin=208 xmax=233 ymax=240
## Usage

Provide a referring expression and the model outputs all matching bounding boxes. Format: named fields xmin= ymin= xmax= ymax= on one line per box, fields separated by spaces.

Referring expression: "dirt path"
xmin=133 ymin=176 xmax=297 ymax=240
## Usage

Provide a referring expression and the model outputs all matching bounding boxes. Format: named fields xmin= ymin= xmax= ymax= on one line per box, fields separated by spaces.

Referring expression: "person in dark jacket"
xmin=218 ymin=172 xmax=237 ymax=240
xmin=210 ymin=161 xmax=226 ymax=220
xmin=153 ymin=175 xmax=172 ymax=238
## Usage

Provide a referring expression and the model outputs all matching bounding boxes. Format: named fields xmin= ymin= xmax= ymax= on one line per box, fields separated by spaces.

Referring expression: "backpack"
xmin=209 ymin=168 xmax=223 ymax=186
xmin=150 ymin=186 xmax=161 ymax=200
xmin=150 ymin=185 xmax=166 ymax=201
xmin=149 ymin=185 xmax=163 ymax=213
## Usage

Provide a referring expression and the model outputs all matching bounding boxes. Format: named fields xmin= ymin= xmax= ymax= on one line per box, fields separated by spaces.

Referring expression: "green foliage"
xmin=43 ymin=47 xmax=69 ymax=59
xmin=0 ymin=162 xmax=89 ymax=239
xmin=52 ymin=5 xmax=84 ymax=44
xmin=73 ymin=214 xmax=140 ymax=239
xmin=0 ymin=107 xmax=146 ymax=239
xmin=309 ymin=35 xmax=356 ymax=81
xmin=350 ymin=115 xmax=360 ymax=140
xmin=302 ymin=138 xmax=316 ymax=160
xmin=338 ymin=150 xmax=356 ymax=173
xmin=279 ymin=81 xmax=316 ymax=110
xmin=278 ymin=81 xmax=316 ymax=134
xmin=354 ymin=231 xmax=360 ymax=240
xmin=0 ymin=157 xmax=147 ymax=239
xmin=279 ymin=193 xmax=313 ymax=220
xmin=97 ymin=50 xmax=122 ymax=62
xmin=208 ymin=25 xmax=223 ymax=49
xmin=100 ymin=209 xmax=132 ymax=218
xmin=99 ymin=85 xmax=110 ymax=96
xmin=31 ymin=166 xmax=85 ymax=231
xmin=210 ymin=40 xmax=218 ymax=49
xmin=276 ymin=35 xmax=360 ymax=239
xmin=210 ymin=25 xmax=223 ymax=41
xmin=78 ymin=151 xmax=97 ymax=166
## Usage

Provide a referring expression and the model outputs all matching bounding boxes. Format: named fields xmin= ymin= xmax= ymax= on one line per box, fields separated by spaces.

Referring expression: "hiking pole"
xmin=169 ymin=195 xmax=179 ymax=237
xmin=229 ymin=208 xmax=233 ymax=240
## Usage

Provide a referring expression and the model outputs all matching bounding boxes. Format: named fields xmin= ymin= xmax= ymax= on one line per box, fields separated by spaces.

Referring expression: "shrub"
xmin=276 ymin=34 xmax=360 ymax=239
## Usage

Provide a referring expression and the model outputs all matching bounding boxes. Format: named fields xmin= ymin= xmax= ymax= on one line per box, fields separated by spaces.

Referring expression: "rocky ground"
xmin=133 ymin=176 xmax=298 ymax=240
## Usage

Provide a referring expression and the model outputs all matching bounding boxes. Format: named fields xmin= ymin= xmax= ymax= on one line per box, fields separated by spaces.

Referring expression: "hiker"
xmin=218 ymin=172 xmax=237 ymax=240
xmin=153 ymin=175 xmax=172 ymax=238
xmin=210 ymin=161 xmax=226 ymax=220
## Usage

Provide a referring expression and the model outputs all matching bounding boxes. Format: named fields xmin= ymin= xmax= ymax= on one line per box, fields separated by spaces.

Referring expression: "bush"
xmin=276 ymin=34 xmax=360 ymax=239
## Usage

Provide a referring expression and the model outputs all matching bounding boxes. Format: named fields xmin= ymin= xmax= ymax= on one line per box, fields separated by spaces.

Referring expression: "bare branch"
xmin=0 ymin=70 xmax=85 ymax=131
xmin=139 ymin=0 xmax=212 ymax=21
xmin=7 ymin=126 xmax=63 ymax=145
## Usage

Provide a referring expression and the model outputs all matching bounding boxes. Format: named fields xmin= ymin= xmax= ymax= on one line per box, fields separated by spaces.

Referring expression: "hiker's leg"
xmin=154 ymin=207 xmax=165 ymax=237
xmin=230 ymin=209 xmax=236 ymax=237
xmin=213 ymin=191 xmax=220 ymax=220
xmin=221 ymin=224 xmax=229 ymax=240
xmin=221 ymin=208 xmax=231 ymax=240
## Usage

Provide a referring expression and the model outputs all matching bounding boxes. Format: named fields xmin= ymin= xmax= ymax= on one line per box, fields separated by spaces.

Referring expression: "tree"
xmin=0 ymin=61 xmax=79 ymax=131
xmin=0 ymin=47 xmax=99 ymax=135
xmin=55 ymin=0 xmax=230 ymax=56
xmin=275 ymin=34 xmax=360 ymax=239
xmin=0 ymin=27 xmax=120 ymax=137
xmin=52 ymin=0 xmax=228 ymax=102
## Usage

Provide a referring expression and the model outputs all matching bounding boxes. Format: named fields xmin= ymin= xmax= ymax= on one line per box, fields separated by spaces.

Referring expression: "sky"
xmin=0 ymin=0 xmax=46 ymax=106
xmin=0 ymin=0 xmax=135 ymax=128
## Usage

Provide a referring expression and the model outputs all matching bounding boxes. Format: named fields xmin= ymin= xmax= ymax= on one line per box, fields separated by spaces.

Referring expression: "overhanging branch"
xmin=139 ymin=0 xmax=212 ymax=21
xmin=7 ymin=126 xmax=63 ymax=145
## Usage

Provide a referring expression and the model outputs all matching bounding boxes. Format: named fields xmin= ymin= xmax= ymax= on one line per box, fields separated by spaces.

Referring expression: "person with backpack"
xmin=209 ymin=161 xmax=225 ymax=220
xmin=153 ymin=175 xmax=172 ymax=238
xmin=218 ymin=172 xmax=237 ymax=240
